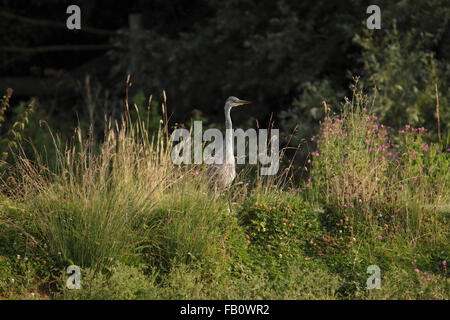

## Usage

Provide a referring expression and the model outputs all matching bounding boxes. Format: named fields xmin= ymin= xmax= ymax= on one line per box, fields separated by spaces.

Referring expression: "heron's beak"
xmin=234 ymin=99 xmax=252 ymax=107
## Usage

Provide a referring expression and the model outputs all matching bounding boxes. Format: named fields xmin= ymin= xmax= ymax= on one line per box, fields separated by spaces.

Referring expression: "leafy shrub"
xmin=279 ymin=80 xmax=344 ymax=160
xmin=239 ymin=191 xmax=322 ymax=260
xmin=308 ymin=83 xmax=449 ymax=243
xmin=0 ymin=88 xmax=36 ymax=166
xmin=150 ymin=260 xmax=341 ymax=300
xmin=145 ymin=183 xmax=246 ymax=271
xmin=60 ymin=262 xmax=158 ymax=300
xmin=356 ymin=266 xmax=449 ymax=300
xmin=355 ymin=20 xmax=449 ymax=143
xmin=12 ymin=117 xmax=176 ymax=271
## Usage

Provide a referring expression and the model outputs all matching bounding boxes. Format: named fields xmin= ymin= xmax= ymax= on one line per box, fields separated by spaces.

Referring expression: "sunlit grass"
xmin=0 ymin=83 xmax=448 ymax=300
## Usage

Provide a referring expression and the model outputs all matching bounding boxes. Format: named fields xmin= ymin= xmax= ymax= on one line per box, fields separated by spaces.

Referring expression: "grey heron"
xmin=207 ymin=96 xmax=251 ymax=196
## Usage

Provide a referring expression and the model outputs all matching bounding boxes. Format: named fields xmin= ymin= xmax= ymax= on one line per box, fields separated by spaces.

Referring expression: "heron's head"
xmin=225 ymin=96 xmax=252 ymax=111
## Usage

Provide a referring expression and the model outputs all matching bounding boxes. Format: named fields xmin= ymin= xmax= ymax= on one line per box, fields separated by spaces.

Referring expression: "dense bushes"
xmin=311 ymin=88 xmax=448 ymax=242
xmin=239 ymin=192 xmax=322 ymax=260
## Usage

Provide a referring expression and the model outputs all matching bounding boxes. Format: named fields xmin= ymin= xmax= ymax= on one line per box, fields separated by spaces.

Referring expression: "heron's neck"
xmin=225 ymin=107 xmax=232 ymax=130
xmin=224 ymin=107 xmax=234 ymax=164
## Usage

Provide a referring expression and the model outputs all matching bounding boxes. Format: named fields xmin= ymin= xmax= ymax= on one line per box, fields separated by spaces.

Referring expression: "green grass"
xmin=0 ymin=86 xmax=448 ymax=300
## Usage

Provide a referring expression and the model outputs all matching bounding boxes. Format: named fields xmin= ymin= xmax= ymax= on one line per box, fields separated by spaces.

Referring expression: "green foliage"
xmin=0 ymin=88 xmax=36 ymax=166
xmin=146 ymin=186 xmax=244 ymax=271
xmin=0 ymin=197 xmax=54 ymax=299
xmin=153 ymin=260 xmax=341 ymax=300
xmin=302 ymin=84 xmax=449 ymax=298
xmin=239 ymin=191 xmax=322 ymax=260
xmin=307 ymin=83 xmax=449 ymax=242
xmin=132 ymin=91 xmax=162 ymax=133
xmin=0 ymin=80 xmax=448 ymax=300
xmin=279 ymin=80 xmax=344 ymax=159
xmin=356 ymin=266 xmax=449 ymax=300
xmin=395 ymin=126 xmax=449 ymax=207
xmin=59 ymin=262 xmax=158 ymax=300
xmin=109 ymin=0 xmax=366 ymax=124
xmin=15 ymin=120 xmax=173 ymax=271
xmin=355 ymin=18 xmax=449 ymax=143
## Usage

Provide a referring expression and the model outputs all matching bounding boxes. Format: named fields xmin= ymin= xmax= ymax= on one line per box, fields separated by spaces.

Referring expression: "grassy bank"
xmin=0 ymin=88 xmax=448 ymax=300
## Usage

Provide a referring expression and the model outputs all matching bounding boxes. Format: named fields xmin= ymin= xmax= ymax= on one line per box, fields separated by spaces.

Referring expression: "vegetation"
xmin=0 ymin=82 xmax=448 ymax=300
xmin=0 ymin=88 xmax=36 ymax=166
xmin=0 ymin=0 xmax=448 ymax=300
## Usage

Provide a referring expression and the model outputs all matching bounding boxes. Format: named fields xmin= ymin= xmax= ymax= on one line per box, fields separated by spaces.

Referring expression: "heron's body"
xmin=207 ymin=163 xmax=236 ymax=190
xmin=207 ymin=96 xmax=251 ymax=193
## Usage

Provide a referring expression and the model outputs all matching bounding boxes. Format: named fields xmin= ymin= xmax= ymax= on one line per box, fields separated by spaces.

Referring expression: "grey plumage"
xmin=207 ymin=163 xmax=236 ymax=191
xmin=207 ymin=96 xmax=251 ymax=194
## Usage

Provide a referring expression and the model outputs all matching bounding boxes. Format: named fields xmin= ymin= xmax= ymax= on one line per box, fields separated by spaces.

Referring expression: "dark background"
xmin=0 ymin=0 xmax=448 ymax=161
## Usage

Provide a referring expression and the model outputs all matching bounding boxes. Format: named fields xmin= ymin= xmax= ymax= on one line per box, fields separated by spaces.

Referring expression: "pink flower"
xmin=412 ymin=259 xmax=416 ymax=265
xmin=443 ymin=260 xmax=447 ymax=266
xmin=195 ymin=170 xmax=199 ymax=175
xmin=412 ymin=152 xmax=417 ymax=159
xmin=414 ymin=268 xmax=419 ymax=273
xmin=377 ymin=235 xmax=382 ymax=240
xmin=423 ymin=144 xmax=429 ymax=152
xmin=307 ymin=159 xmax=311 ymax=164
xmin=400 ymin=130 xmax=405 ymax=134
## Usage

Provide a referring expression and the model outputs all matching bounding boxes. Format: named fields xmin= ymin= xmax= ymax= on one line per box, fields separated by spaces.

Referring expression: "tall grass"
xmin=307 ymin=81 xmax=449 ymax=244
xmin=10 ymin=116 xmax=168 ymax=270
xmin=5 ymin=92 xmax=247 ymax=276
xmin=1 ymin=80 xmax=448 ymax=300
